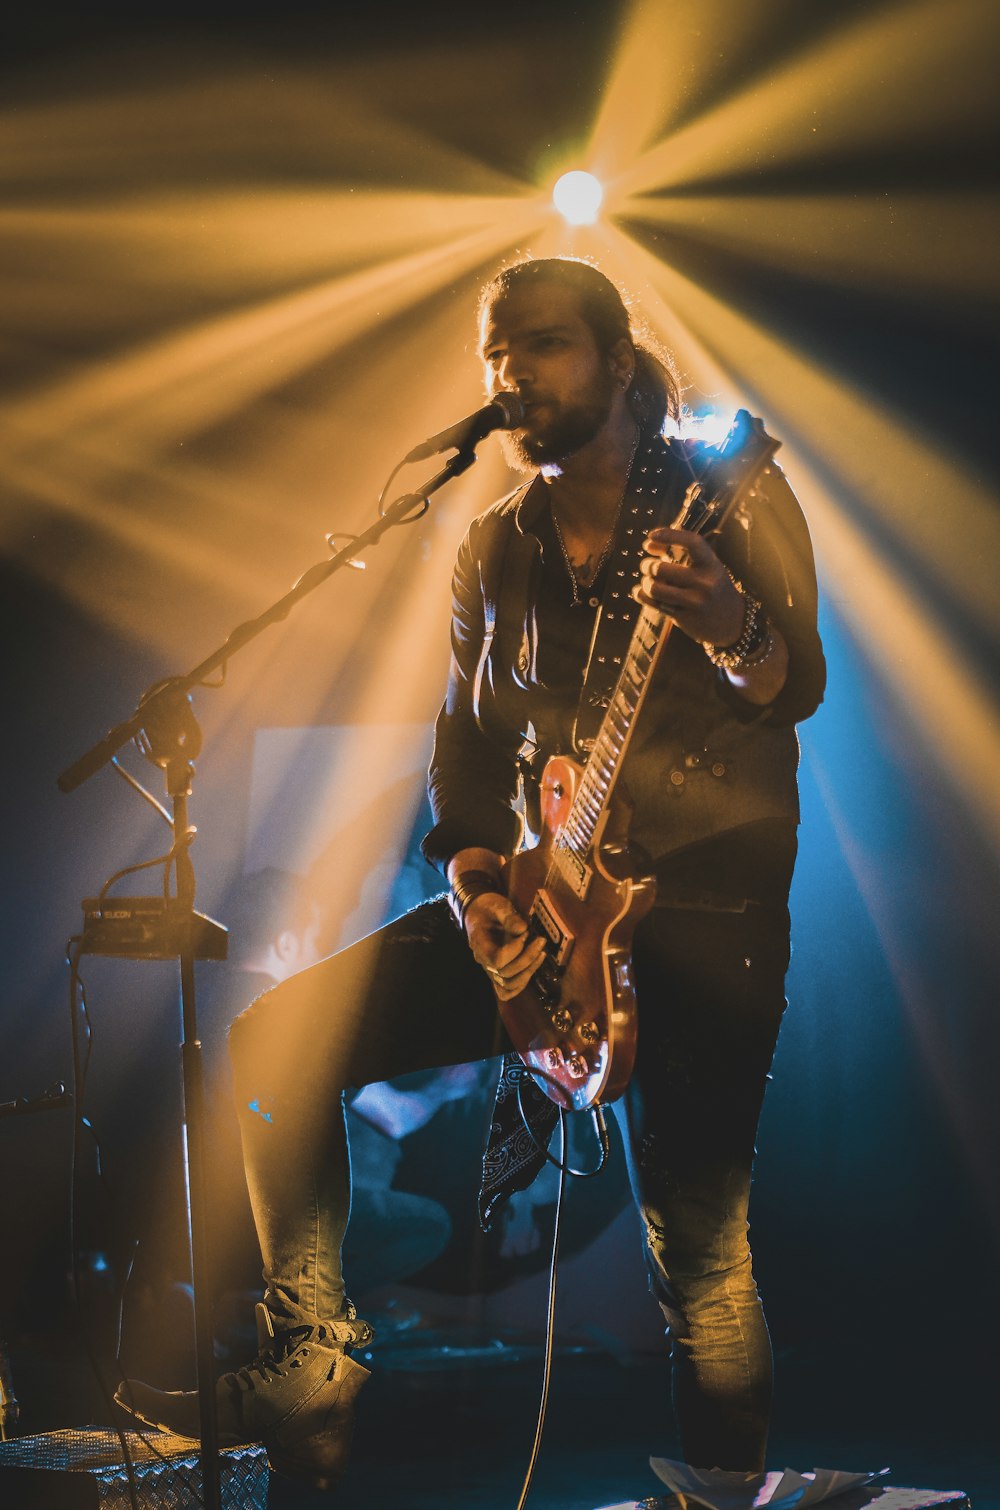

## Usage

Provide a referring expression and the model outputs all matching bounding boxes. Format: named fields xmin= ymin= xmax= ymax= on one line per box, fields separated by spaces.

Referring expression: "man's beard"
xmin=499 ymin=383 xmax=615 ymax=472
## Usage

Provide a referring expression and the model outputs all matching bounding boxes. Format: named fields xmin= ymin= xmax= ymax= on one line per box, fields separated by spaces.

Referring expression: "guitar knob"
xmin=550 ymin=1008 xmax=572 ymax=1033
xmin=578 ymin=1020 xmax=599 ymax=1044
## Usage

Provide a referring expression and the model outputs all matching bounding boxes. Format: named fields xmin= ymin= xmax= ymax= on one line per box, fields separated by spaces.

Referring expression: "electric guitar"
xmin=496 ymin=411 xmax=781 ymax=1110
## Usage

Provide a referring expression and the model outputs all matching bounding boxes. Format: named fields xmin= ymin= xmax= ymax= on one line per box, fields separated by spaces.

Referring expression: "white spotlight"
xmin=552 ymin=170 xmax=603 ymax=226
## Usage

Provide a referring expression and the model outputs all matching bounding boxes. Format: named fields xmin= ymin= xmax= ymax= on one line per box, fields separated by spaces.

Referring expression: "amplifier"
xmin=80 ymin=898 xmax=228 ymax=961
xmin=0 ymin=1427 xmax=267 ymax=1508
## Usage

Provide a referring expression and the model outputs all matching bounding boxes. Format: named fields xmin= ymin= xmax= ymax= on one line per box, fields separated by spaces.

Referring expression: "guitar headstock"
xmin=668 ymin=410 xmax=781 ymax=538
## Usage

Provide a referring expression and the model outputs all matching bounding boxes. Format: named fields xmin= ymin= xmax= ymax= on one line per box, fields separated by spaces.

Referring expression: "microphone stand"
xmin=57 ymin=446 xmax=481 ymax=1510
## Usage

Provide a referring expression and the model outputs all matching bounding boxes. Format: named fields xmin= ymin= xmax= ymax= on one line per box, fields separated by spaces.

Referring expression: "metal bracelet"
xmin=703 ymin=586 xmax=765 ymax=670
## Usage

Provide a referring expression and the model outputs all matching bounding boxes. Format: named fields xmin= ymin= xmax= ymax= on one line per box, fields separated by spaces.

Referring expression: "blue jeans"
xmin=228 ymin=895 xmax=788 ymax=1472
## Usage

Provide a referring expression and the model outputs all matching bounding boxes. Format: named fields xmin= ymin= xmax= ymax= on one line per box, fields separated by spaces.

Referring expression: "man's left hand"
xmin=635 ymin=527 xmax=744 ymax=646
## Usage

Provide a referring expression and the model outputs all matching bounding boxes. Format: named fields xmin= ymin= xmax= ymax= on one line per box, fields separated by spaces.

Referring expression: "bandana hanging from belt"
xmin=478 ymin=1054 xmax=558 ymax=1231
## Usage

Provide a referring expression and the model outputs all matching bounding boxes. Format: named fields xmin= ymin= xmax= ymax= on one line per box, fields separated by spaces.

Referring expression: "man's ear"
xmin=609 ymin=336 xmax=635 ymax=390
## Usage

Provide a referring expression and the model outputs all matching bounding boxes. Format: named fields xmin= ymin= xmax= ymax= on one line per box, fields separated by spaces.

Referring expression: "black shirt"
xmin=422 ymin=429 xmax=824 ymax=907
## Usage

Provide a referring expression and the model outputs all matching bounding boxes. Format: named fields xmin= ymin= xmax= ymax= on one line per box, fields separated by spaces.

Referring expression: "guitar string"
xmin=540 ymin=438 xmax=643 ymax=895
xmin=551 ymin=603 xmax=662 ymax=870
xmin=553 ymin=428 xmax=757 ymax=864
xmin=544 ymin=439 xmax=738 ymax=880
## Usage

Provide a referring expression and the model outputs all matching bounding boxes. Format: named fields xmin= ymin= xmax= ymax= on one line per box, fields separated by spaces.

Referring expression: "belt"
xmin=650 ymin=885 xmax=760 ymax=913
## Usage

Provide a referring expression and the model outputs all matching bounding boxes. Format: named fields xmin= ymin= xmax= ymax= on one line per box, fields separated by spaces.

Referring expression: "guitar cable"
xmin=514 ymin=1078 xmax=611 ymax=1178
xmin=512 ymin=1097 xmax=611 ymax=1510
xmin=514 ymin=1106 xmax=566 ymax=1510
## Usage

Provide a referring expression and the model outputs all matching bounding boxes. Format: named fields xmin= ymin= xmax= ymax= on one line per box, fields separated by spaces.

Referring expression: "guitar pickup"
xmin=530 ymin=890 xmax=574 ymax=968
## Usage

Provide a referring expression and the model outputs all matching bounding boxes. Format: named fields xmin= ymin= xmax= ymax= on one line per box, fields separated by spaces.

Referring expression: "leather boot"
xmin=115 ymin=1302 xmax=373 ymax=1492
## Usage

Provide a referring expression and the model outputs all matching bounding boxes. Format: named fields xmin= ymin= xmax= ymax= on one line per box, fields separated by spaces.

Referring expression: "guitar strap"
xmin=571 ymin=433 xmax=691 ymax=755
xmin=479 ymin=436 xmax=702 ymax=763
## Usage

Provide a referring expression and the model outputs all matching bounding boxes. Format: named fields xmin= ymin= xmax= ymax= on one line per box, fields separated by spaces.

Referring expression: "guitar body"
xmin=499 ymin=754 xmax=656 ymax=1110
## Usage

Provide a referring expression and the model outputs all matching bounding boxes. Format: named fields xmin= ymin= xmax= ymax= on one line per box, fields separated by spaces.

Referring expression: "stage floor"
xmin=275 ymin=1349 xmax=992 ymax=1510
xmin=4 ymin=1325 xmax=993 ymax=1509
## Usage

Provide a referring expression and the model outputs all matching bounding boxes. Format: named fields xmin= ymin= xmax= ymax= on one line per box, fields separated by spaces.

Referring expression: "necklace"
xmin=551 ymin=432 xmax=639 ymax=608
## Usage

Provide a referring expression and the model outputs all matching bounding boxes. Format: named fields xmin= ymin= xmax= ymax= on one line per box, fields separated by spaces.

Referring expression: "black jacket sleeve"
xmin=420 ymin=516 xmax=524 ymax=876
xmin=716 ymin=460 xmax=826 ymax=727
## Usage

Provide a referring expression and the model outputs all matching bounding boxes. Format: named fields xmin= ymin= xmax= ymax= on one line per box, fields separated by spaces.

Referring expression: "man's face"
xmin=479 ymin=283 xmax=619 ymax=469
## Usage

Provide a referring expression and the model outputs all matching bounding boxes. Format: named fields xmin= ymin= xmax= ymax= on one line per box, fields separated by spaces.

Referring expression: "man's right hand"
xmin=464 ymin=892 xmax=547 ymax=1002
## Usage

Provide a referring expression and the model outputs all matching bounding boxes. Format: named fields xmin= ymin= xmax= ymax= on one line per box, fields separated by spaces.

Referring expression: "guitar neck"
xmin=557 ymin=602 xmax=674 ymax=868
xmin=551 ymin=410 xmax=780 ymax=877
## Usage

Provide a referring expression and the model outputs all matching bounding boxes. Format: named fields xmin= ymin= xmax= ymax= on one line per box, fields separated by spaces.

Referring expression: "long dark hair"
xmin=478 ymin=256 xmax=681 ymax=434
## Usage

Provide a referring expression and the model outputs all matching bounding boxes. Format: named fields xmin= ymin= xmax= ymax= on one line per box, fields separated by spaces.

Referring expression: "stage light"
xmin=672 ymin=410 xmax=734 ymax=445
xmin=552 ymin=170 xmax=603 ymax=225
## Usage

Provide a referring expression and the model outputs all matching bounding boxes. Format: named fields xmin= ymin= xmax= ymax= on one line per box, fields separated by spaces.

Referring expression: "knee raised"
xmin=228 ymin=982 xmax=284 ymax=1073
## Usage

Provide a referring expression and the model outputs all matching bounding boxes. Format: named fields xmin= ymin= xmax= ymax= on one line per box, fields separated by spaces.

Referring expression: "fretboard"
xmin=552 ymin=602 xmax=673 ymax=888
xmin=548 ymin=408 xmax=779 ymax=896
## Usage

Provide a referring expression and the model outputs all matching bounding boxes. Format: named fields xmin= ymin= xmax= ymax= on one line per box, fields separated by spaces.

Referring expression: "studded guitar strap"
xmin=571 ymin=431 xmax=691 ymax=755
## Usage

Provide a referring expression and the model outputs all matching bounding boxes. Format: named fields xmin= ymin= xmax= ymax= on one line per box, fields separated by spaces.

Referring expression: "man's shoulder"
xmin=480 ymin=477 xmax=534 ymax=522
xmin=464 ymin=478 xmax=535 ymax=549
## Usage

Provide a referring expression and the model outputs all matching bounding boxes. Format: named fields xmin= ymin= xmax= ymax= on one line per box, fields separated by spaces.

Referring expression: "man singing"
xmin=118 ymin=257 xmax=825 ymax=1490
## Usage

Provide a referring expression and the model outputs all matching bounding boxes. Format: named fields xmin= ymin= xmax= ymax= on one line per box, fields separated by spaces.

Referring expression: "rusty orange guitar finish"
xmin=501 ymin=754 xmax=655 ymax=1110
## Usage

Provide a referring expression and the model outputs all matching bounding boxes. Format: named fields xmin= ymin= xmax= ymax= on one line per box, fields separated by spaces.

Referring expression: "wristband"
xmin=449 ymin=869 xmax=504 ymax=930
xmin=739 ymin=623 xmax=775 ymax=670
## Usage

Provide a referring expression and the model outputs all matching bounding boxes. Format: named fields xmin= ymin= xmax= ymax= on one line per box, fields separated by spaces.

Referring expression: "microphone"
xmin=404 ymin=392 xmax=524 ymax=463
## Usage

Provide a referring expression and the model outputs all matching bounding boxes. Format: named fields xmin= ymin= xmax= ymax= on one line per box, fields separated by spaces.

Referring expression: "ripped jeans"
xmin=228 ymin=895 xmax=789 ymax=1473
xmin=618 ymin=902 xmax=789 ymax=1471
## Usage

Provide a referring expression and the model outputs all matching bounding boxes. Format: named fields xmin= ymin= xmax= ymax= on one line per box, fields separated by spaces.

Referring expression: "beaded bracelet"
xmin=703 ymin=584 xmax=767 ymax=672
xmin=449 ymin=869 xmax=504 ymax=930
